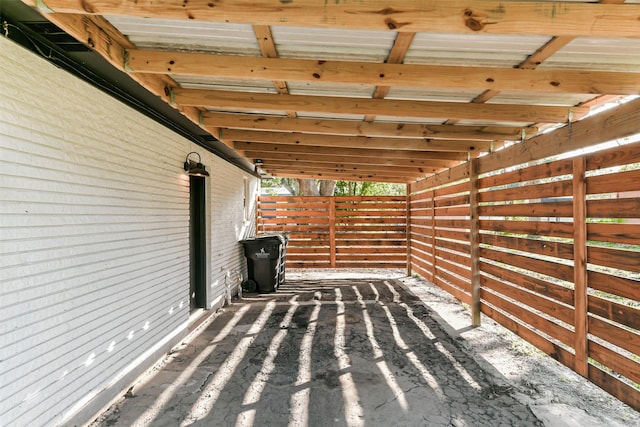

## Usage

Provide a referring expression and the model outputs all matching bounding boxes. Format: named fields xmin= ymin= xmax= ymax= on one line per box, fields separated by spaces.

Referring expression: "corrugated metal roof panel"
xmin=105 ymin=16 xmax=261 ymax=54
xmin=206 ymin=107 xmax=289 ymax=116
xmin=404 ymin=33 xmax=551 ymax=67
xmin=296 ymin=112 xmax=366 ymax=121
xmin=373 ymin=116 xmax=447 ymax=125
xmin=539 ymin=38 xmax=640 ymax=72
xmin=271 ymin=26 xmax=395 ymax=61
xmin=287 ymin=82 xmax=375 ymax=97
xmin=386 ymin=87 xmax=480 ymax=102
xmin=174 ymin=75 xmax=276 ymax=93
xmin=487 ymin=92 xmax=594 ymax=107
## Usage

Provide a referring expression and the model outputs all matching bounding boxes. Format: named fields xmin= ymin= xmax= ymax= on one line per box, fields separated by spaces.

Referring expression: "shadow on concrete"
xmin=98 ymin=278 xmax=542 ymax=426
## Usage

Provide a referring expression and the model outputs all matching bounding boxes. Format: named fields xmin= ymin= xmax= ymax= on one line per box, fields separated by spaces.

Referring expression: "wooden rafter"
xmin=269 ymin=172 xmax=420 ymax=184
xmin=235 ymin=142 xmax=467 ymax=161
xmin=203 ymin=112 xmax=535 ymax=140
xmin=127 ymin=50 xmax=640 ymax=95
xmin=225 ymin=131 xmax=490 ymax=153
xmin=260 ymin=161 xmax=438 ymax=175
xmin=30 ymin=0 xmax=640 ymax=38
xmin=365 ymin=31 xmax=415 ymax=122
xmin=252 ymin=24 xmax=296 ymax=118
xmin=175 ymin=88 xmax=586 ymax=123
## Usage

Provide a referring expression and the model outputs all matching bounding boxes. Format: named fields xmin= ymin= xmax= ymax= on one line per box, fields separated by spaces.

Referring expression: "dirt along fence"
xmin=257 ymin=196 xmax=407 ymax=269
xmin=408 ymin=141 xmax=640 ymax=411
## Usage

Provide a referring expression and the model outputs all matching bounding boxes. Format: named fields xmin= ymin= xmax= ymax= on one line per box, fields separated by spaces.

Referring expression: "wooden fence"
xmin=257 ymin=196 xmax=407 ymax=269
xmin=408 ymin=141 xmax=640 ymax=411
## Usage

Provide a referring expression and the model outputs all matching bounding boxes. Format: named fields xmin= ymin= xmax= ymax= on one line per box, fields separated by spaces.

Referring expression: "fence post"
xmin=573 ymin=155 xmax=588 ymax=377
xmin=431 ymin=189 xmax=437 ymax=281
xmin=330 ymin=197 xmax=336 ymax=267
xmin=406 ymin=184 xmax=412 ymax=276
xmin=469 ymin=159 xmax=481 ymax=326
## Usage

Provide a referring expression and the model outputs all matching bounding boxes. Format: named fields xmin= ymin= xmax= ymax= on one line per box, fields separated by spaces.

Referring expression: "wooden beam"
xmin=31 ymin=0 xmax=640 ymax=38
xmin=519 ymin=36 xmax=575 ymax=70
xmin=261 ymin=161 xmax=434 ymax=176
xmin=239 ymin=141 xmax=462 ymax=159
xmin=243 ymin=151 xmax=460 ymax=168
xmin=226 ymin=130 xmax=488 ymax=153
xmin=366 ymin=32 xmax=415 ymax=121
xmin=252 ymin=156 xmax=450 ymax=172
xmin=203 ymin=112 xmax=535 ymax=140
xmin=175 ymin=88 xmax=587 ymax=123
xmin=127 ymin=50 xmax=640 ymax=95
xmin=270 ymin=171 xmax=419 ymax=184
xmin=252 ymin=25 xmax=296 ymax=118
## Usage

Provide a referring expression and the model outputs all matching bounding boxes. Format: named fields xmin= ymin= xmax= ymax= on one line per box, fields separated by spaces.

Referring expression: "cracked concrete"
xmin=91 ymin=272 xmax=638 ymax=426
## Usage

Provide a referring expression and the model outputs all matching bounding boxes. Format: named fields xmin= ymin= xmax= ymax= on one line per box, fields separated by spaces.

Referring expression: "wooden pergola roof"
xmin=16 ymin=0 xmax=640 ymax=183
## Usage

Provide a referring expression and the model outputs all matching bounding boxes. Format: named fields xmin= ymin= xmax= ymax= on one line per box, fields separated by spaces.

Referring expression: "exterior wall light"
xmin=184 ymin=151 xmax=210 ymax=177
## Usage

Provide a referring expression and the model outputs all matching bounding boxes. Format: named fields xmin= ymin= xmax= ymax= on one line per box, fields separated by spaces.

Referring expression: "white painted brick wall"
xmin=0 ymin=37 xmax=257 ymax=426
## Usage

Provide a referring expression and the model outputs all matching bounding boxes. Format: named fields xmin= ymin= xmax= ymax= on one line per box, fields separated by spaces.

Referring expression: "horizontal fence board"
xmin=480 ymin=234 xmax=574 ymax=261
xmin=587 ymin=223 xmax=640 ymax=245
xmin=588 ymin=364 xmax=640 ymax=413
xmin=334 ymin=239 xmax=406 ymax=247
xmin=588 ymin=340 xmax=640 ymax=386
xmin=334 ymin=225 xmax=406 ymax=232
xmin=435 ymin=267 xmax=472 ymax=295
xmin=587 ymin=246 xmax=640 ymax=273
xmin=335 ymin=202 xmax=406 ymax=210
xmin=335 ymin=210 xmax=407 ymax=217
xmin=335 ymin=247 xmax=406 ymax=255
xmin=479 ymin=201 xmax=573 ymax=218
xmin=479 ymin=159 xmax=573 ymax=189
xmin=336 ymin=217 xmax=406 ymax=227
xmin=434 ymin=181 xmax=469 ymax=198
xmin=479 ymin=180 xmax=573 ymax=203
xmin=481 ymin=261 xmax=574 ymax=306
xmin=434 ymin=194 xmax=470 ymax=208
xmin=587 ymin=169 xmax=640 ymax=195
xmin=480 ymin=303 xmax=574 ymax=368
xmin=481 ymin=289 xmax=574 ymax=347
xmin=586 ymin=144 xmax=640 ymax=171
xmin=588 ymin=316 xmax=640 ymax=356
xmin=587 ymin=271 xmax=639 ymax=302
xmin=434 ymin=228 xmax=470 ymax=242
xmin=481 ymin=274 xmax=574 ymax=325
xmin=480 ymin=247 xmax=574 ymax=283
xmin=479 ymin=220 xmax=574 ymax=239
xmin=587 ymin=197 xmax=640 ymax=219
xmin=435 ymin=248 xmax=471 ymax=269
xmin=588 ymin=295 xmax=639 ymax=330
xmin=434 ymin=276 xmax=472 ymax=304
xmin=335 ymin=262 xmax=406 ymax=269
xmin=435 ymin=257 xmax=472 ymax=281
xmin=434 ymin=237 xmax=470 ymax=255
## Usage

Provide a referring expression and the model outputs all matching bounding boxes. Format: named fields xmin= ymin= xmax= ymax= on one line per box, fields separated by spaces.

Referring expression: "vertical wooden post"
xmin=469 ymin=159 xmax=481 ymax=327
xmin=431 ymin=189 xmax=437 ymax=281
xmin=573 ymin=156 xmax=588 ymax=377
xmin=329 ymin=197 xmax=336 ymax=267
xmin=406 ymin=183 xmax=412 ymax=276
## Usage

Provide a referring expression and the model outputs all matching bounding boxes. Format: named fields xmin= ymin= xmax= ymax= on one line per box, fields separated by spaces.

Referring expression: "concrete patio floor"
xmin=94 ymin=274 xmax=547 ymax=426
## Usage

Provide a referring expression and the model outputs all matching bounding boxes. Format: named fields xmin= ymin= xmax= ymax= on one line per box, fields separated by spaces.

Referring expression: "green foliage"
xmin=262 ymin=178 xmax=406 ymax=197
xmin=334 ymin=181 xmax=406 ymax=196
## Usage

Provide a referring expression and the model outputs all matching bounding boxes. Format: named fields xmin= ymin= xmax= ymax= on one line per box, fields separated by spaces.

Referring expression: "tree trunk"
xmin=297 ymin=179 xmax=320 ymax=196
xmin=319 ymin=180 xmax=337 ymax=196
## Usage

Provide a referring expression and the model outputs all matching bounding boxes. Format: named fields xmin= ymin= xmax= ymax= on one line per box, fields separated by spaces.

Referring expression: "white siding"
xmin=0 ymin=37 xmax=257 ymax=426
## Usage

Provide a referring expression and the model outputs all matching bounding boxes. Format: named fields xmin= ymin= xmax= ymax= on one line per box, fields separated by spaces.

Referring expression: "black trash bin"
xmin=240 ymin=235 xmax=283 ymax=293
